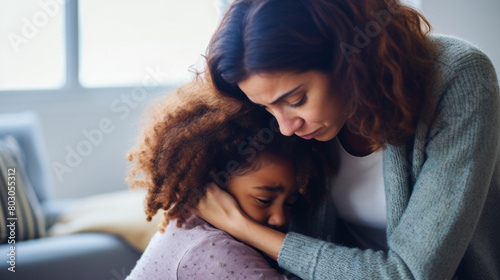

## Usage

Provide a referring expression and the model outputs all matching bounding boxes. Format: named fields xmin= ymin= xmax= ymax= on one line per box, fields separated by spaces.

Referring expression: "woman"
xmin=196 ymin=0 xmax=500 ymax=279
xmin=126 ymin=81 xmax=331 ymax=279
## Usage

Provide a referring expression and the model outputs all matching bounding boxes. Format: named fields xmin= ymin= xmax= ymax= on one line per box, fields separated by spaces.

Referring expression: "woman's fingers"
xmin=195 ymin=182 xmax=240 ymax=226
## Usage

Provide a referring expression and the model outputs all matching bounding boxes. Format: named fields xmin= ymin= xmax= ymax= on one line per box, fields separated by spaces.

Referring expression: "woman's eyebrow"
xmin=270 ymin=84 xmax=303 ymax=105
xmin=253 ymin=186 xmax=285 ymax=193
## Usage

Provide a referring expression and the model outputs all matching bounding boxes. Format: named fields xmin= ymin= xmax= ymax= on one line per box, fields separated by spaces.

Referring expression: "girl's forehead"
xmin=244 ymin=158 xmax=296 ymax=186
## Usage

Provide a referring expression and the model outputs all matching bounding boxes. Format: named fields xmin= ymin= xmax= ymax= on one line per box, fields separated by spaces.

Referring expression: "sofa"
xmin=0 ymin=111 xmax=143 ymax=280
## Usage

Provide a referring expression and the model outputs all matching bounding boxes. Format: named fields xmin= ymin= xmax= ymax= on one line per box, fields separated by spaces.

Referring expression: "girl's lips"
xmin=297 ymin=128 xmax=320 ymax=140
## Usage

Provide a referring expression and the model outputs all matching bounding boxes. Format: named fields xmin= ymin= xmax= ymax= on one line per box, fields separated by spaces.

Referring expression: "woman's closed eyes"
xmin=289 ymin=94 xmax=307 ymax=108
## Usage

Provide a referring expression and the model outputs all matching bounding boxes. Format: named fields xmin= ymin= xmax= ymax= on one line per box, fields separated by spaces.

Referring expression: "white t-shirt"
xmin=330 ymin=137 xmax=387 ymax=250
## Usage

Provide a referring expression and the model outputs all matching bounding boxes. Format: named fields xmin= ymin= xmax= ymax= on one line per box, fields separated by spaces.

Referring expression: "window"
xmin=1 ymin=0 xmax=224 ymax=91
xmin=0 ymin=0 xmax=65 ymax=90
xmin=79 ymin=0 xmax=220 ymax=87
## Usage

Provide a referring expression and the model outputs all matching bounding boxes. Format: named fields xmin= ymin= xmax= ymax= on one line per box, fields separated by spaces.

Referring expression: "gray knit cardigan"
xmin=278 ymin=35 xmax=500 ymax=280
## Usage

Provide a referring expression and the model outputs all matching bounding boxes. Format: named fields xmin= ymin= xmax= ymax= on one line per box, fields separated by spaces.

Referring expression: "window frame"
xmin=1 ymin=0 xmax=223 ymax=101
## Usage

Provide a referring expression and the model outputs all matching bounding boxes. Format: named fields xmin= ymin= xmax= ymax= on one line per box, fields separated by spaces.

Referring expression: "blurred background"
xmin=0 ymin=0 xmax=499 ymax=279
xmin=1 ymin=0 xmax=230 ymax=199
xmin=1 ymin=0 xmax=499 ymax=200
xmin=0 ymin=1 xmax=231 ymax=279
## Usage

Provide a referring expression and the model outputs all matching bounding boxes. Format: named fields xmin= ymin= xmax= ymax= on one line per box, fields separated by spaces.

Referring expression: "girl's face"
xmin=238 ymin=70 xmax=349 ymax=141
xmin=225 ymin=158 xmax=299 ymax=232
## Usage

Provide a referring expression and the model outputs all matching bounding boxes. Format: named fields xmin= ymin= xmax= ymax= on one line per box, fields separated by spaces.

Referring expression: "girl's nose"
xmin=267 ymin=207 xmax=287 ymax=229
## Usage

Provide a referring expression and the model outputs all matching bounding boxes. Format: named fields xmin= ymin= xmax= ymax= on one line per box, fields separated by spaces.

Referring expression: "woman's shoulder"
xmin=426 ymin=34 xmax=498 ymax=107
xmin=430 ymin=34 xmax=496 ymax=80
xmin=430 ymin=34 xmax=491 ymax=62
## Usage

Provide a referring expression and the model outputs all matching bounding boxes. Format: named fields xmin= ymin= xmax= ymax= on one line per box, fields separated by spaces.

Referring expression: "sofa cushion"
xmin=48 ymin=189 xmax=162 ymax=252
xmin=0 ymin=232 xmax=141 ymax=280
xmin=0 ymin=111 xmax=53 ymax=203
xmin=0 ymin=136 xmax=46 ymax=243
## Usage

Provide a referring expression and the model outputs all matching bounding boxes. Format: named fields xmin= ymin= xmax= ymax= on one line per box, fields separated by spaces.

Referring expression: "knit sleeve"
xmin=177 ymin=233 xmax=289 ymax=280
xmin=278 ymin=40 xmax=500 ymax=279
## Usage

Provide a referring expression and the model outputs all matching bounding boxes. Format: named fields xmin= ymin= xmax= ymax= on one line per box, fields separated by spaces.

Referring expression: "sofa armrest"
xmin=0 ymin=233 xmax=141 ymax=280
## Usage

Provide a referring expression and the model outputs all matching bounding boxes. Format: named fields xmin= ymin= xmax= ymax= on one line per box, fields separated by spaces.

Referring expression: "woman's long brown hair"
xmin=207 ymin=0 xmax=437 ymax=150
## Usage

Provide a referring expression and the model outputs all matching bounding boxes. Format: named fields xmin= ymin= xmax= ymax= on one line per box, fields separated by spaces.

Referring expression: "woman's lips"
xmin=297 ymin=128 xmax=320 ymax=140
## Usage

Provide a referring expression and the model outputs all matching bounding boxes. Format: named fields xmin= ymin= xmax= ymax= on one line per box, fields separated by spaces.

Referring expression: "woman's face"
xmin=225 ymin=158 xmax=299 ymax=232
xmin=238 ymin=70 xmax=348 ymax=141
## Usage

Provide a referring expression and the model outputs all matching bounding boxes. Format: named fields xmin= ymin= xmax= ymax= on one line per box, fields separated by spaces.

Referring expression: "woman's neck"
xmin=337 ymin=126 xmax=373 ymax=157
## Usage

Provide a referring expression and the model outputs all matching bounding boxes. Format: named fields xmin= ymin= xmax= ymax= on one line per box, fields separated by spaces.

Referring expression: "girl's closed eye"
xmin=255 ymin=197 xmax=272 ymax=206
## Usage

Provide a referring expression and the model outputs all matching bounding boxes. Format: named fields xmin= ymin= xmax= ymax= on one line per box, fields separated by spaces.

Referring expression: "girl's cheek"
xmin=237 ymin=202 xmax=260 ymax=222
xmin=249 ymin=209 xmax=268 ymax=225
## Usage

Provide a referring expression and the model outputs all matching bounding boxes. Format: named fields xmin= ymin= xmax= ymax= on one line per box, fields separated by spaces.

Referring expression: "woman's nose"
xmin=274 ymin=110 xmax=303 ymax=136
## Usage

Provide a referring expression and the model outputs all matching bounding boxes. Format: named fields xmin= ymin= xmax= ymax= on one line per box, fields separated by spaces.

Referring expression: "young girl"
xmin=125 ymin=80 xmax=331 ymax=279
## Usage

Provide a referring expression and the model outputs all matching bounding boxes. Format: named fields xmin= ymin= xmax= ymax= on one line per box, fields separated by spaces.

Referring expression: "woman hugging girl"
xmin=125 ymin=80 xmax=332 ymax=280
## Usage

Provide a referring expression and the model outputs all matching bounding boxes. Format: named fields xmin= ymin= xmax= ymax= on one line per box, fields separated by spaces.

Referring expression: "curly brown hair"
xmin=207 ymin=0 xmax=438 ymax=150
xmin=126 ymin=79 xmax=333 ymax=231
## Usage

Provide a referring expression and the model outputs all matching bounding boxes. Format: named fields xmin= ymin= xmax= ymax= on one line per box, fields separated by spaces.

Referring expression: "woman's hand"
xmin=195 ymin=182 xmax=286 ymax=260
xmin=195 ymin=183 xmax=247 ymax=234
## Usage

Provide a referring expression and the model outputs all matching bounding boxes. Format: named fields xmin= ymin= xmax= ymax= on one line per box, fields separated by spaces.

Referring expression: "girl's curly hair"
xmin=126 ymin=80 xmax=333 ymax=232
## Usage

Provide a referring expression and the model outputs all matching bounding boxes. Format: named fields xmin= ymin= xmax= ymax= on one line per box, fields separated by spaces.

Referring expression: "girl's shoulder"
xmin=176 ymin=227 xmax=286 ymax=280
xmin=152 ymin=215 xmax=232 ymax=255
xmin=129 ymin=216 xmax=286 ymax=279
xmin=159 ymin=216 xmax=286 ymax=279
xmin=127 ymin=216 xmax=239 ymax=279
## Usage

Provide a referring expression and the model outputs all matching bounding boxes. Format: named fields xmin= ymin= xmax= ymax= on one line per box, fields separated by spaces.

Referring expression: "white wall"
xmin=0 ymin=86 xmax=176 ymax=200
xmin=420 ymin=0 xmax=500 ymax=80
